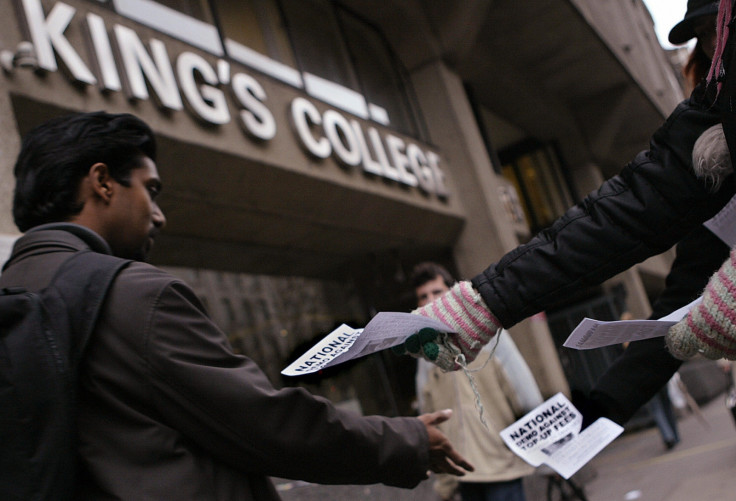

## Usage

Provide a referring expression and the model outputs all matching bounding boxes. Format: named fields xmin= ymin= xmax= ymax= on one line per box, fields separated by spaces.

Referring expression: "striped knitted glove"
xmin=394 ymin=281 xmax=501 ymax=371
xmin=666 ymin=248 xmax=736 ymax=360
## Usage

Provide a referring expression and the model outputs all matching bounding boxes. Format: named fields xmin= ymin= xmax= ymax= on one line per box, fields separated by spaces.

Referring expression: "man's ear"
xmin=88 ymin=162 xmax=114 ymax=203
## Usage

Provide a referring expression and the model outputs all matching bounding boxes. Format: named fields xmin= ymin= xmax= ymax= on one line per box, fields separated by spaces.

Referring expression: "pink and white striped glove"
xmin=395 ymin=281 xmax=501 ymax=371
xmin=666 ymin=248 xmax=736 ymax=360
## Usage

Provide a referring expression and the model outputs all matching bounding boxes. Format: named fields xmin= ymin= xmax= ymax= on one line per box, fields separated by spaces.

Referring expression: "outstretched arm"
xmin=398 ymin=95 xmax=731 ymax=372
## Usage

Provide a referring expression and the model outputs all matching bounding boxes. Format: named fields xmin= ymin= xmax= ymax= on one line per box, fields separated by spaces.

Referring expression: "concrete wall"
xmin=409 ymin=60 xmax=570 ymax=397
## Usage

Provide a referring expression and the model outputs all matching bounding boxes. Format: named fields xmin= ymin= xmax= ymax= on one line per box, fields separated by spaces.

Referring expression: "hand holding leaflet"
xmin=562 ymin=297 xmax=701 ymax=350
xmin=281 ymin=313 xmax=453 ymax=376
xmin=564 ymin=186 xmax=735 ymax=352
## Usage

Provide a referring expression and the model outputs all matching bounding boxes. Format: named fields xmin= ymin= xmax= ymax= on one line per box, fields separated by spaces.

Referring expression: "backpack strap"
xmin=46 ymin=250 xmax=132 ymax=363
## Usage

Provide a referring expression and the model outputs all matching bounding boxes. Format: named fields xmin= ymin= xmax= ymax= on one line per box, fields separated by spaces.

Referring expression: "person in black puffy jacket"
xmin=395 ymin=88 xmax=736 ymax=440
xmin=397 ymin=84 xmax=734 ymax=370
xmin=396 ymin=4 xmax=736 ymax=432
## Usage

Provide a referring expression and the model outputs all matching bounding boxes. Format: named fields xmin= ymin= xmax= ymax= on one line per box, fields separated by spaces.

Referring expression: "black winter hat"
xmin=668 ymin=0 xmax=719 ymax=45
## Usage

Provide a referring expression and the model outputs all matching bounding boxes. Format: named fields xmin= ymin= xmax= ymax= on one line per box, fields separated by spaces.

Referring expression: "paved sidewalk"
xmin=274 ymin=396 xmax=736 ymax=500
xmin=571 ymin=396 xmax=736 ymax=501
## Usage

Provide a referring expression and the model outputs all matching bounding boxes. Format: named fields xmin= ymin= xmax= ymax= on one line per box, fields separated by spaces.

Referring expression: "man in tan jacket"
xmin=411 ymin=262 xmax=538 ymax=501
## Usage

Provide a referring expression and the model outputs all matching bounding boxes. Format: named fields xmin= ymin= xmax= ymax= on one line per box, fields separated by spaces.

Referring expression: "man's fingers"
xmin=429 ymin=456 xmax=462 ymax=476
xmin=418 ymin=409 xmax=452 ymax=427
xmin=428 ymin=448 xmax=474 ymax=476
xmin=419 ymin=411 xmax=474 ymax=476
xmin=443 ymin=448 xmax=474 ymax=473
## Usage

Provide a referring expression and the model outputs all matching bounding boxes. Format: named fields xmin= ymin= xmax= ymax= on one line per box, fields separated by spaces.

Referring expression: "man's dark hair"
xmin=13 ymin=111 xmax=157 ymax=232
xmin=410 ymin=261 xmax=455 ymax=289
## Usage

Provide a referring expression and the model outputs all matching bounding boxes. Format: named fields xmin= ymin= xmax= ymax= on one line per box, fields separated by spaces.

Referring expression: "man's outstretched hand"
xmin=417 ymin=409 xmax=474 ymax=476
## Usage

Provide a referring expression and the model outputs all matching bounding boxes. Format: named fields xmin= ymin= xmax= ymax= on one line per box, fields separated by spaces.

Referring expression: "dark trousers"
xmin=647 ymin=387 xmax=679 ymax=447
xmin=459 ymin=478 xmax=525 ymax=501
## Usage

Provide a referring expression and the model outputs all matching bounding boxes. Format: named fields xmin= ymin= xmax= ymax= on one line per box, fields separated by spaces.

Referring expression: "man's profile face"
xmin=415 ymin=275 xmax=450 ymax=307
xmin=106 ymin=156 xmax=166 ymax=261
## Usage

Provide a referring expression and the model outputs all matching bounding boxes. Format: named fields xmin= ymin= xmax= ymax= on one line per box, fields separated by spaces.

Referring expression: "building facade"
xmin=0 ymin=0 xmax=690 ymax=415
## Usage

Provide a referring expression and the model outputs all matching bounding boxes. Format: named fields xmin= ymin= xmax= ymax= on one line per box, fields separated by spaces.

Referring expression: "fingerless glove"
xmin=666 ymin=248 xmax=736 ymax=360
xmin=405 ymin=281 xmax=501 ymax=370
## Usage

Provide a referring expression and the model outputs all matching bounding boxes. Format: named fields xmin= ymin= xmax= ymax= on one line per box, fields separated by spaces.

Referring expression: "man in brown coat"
xmin=0 ymin=111 xmax=472 ymax=500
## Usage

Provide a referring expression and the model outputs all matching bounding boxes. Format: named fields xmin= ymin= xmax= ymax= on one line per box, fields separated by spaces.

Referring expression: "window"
xmin=337 ymin=8 xmax=420 ymax=136
xmin=465 ymin=88 xmax=577 ymax=233
xmin=279 ymin=0 xmax=423 ymax=137
xmin=99 ymin=0 xmax=426 ymax=139
xmin=213 ymin=0 xmax=296 ymax=67
xmin=280 ymin=0 xmax=358 ymax=89
xmin=85 ymin=0 xmax=214 ymax=22
xmin=154 ymin=0 xmax=213 ymax=20
xmin=499 ymin=140 xmax=575 ymax=233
